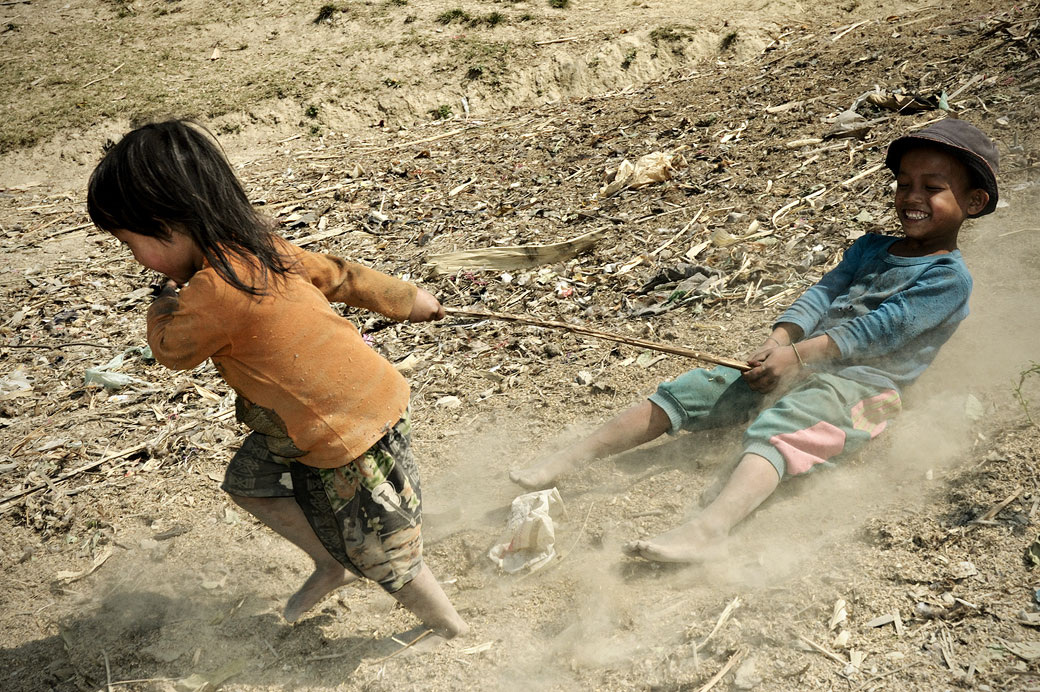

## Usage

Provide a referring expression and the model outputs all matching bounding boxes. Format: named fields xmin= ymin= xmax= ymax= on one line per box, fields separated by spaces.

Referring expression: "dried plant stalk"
xmin=445 ymin=307 xmax=750 ymax=371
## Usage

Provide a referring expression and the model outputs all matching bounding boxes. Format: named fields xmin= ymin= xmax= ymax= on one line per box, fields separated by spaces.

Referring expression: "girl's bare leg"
xmin=510 ymin=400 xmax=672 ymax=489
xmin=391 ymin=563 xmax=468 ymax=638
xmin=623 ymin=453 xmax=780 ymax=563
xmin=230 ymin=494 xmax=357 ymax=622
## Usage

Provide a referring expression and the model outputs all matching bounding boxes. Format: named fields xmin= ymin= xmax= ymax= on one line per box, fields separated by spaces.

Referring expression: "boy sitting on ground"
xmin=511 ymin=119 xmax=999 ymax=563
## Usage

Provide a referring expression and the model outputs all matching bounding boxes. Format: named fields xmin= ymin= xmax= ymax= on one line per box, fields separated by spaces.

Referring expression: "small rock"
xmin=575 ymin=370 xmax=594 ymax=386
xmin=733 ymin=657 xmax=760 ymax=690
xmin=435 ymin=395 xmax=462 ymax=409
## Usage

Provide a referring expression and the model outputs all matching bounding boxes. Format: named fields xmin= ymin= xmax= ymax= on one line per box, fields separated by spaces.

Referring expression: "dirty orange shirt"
xmin=146 ymin=238 xmax=417 ymax=468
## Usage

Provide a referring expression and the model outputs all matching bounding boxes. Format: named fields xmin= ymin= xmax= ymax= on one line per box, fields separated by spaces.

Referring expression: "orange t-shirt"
xmin=146 ymin=238 xmax=417 ymax=468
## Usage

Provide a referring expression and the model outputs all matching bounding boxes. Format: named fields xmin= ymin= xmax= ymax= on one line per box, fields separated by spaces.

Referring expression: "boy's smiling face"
xmin=893 ymin=146 xmax=990 ymax=255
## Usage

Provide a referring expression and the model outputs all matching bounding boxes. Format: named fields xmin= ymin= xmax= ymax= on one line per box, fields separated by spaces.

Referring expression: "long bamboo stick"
xmin=444 ymin=307 xmax=750 ymax=372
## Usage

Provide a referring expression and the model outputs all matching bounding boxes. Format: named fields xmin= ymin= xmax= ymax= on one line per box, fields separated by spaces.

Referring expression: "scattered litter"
xmin=964 ymin=393 xmax=984 ymax=421
xmin=998 ymin=638 xmax=1040 ymax=662
xmin=488 ymin=488 xmax=565 ymax=573
xmin=1026 ymin=535 xmax=1040 ymax=568
xmin=631 ymin=263 xmax=724 ymax=316
xmin=394 ymin=354 xmax=423 ymax=375
xmin=865 ymin=91 xmax=939 ymax=113
xmin=54 ymin=547 xmax=113 ymax=583
xmin=0 ymin=368 xmax=32 ymax=396
xmin=733 ymin=655 xmax=761 ymax=690
xmin=84 ymin=346 xmax=153 ymax=390
xmin=829 ymin=598 xmax=847 ymax=630
xmin=598 ymin=151 xmax=687 ymax=198
xmin=460 ymin=641 xmax=494 ymax=655
xmin=861 ymin=610 xmax=903 ymax=634
xmin=428 ymin=229 xmax=606 ymax=274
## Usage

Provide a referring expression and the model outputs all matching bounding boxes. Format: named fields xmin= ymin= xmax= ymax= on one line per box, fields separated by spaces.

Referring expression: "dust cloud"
xmin=413 ymin=188 xmax=1040 ymax=686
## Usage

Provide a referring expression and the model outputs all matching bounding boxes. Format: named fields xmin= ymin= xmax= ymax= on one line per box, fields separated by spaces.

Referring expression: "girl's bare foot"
xmin=284 ymin=565 xmax=358 ymax=623
xmin=621 ymin=519 xmax=728 ymax=563
xmin=391 ymin=564 xmax=468 ymax=639
xmin=509 ymin=451 xmax=578 ymax=489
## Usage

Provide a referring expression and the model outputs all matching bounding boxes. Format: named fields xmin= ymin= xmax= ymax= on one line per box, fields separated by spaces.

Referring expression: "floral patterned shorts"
xmin=221 ymin=410 xmax=424 ymax=593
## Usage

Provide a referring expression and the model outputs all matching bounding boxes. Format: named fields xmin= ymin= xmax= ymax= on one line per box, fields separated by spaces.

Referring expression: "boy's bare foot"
xmin=284 ymin=565 xmax=358 ymax=623
xmin=509 ymin=451 xmax=578 ymax=489
xmin=621 ymin=520 xmax=728 ymax=564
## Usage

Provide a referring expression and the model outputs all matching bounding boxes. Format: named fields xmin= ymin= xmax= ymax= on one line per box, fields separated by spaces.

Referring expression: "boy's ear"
xmin=966 ymin=189 xmax=989 ymax=216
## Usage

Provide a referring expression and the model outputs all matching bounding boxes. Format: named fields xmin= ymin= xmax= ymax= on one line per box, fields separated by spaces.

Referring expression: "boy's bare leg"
xmin=230 ymin=494 xmax=357 ymax=622
xmin=623 ymin=453 xmax=780 ymax=563
xmin=510 ymin=400 xmax=672 ymax=489
xmin=391 ymin=563 xmax=468 ymax=639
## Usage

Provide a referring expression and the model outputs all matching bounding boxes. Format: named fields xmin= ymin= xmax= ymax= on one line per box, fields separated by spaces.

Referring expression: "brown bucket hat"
xmin=885 ymin=118 xmax=1000 ymax=217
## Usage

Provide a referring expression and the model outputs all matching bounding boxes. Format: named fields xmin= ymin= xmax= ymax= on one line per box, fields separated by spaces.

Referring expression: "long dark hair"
xmin=87 ymin=120 xmax=291 ymax=295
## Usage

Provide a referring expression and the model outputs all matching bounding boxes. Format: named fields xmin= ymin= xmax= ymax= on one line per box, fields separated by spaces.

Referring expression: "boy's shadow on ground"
xmin=0 ymin=587 xmax=378 ymax=692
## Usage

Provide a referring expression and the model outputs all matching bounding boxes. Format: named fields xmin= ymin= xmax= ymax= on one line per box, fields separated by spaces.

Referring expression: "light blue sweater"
xmin=776 ymin=233 xmax=972 ymax=392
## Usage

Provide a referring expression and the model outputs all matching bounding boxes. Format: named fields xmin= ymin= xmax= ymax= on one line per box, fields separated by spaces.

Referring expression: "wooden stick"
xmin=977 ymin=485 xmax=1023 ymax=522
xmin=840 ymin=162 xmax=885 ymax=188
xmin=369 ymin=629 xmax=435 ymax=664
xmin=444 ymin=307 xmax=750 ymax=371
xmin=831 ymin=20 xmax=869 ymax=42
xmin=535 ymin=36 xmax=581 ymax=46
xmin=46 ymin=222 xmax=94 ymax=239
xmin=102 ymin=650 xmax=114 ymax=692
xmin=697 ymin=597 xmax=742 ymax=651
xmin=2 ymin=341 xmax=114 ymax=350
xmin=0 ymin=419 xmax=204 ymax=510
xmin=852 ymin=662 xmax=919 ymax=692
xmin=82 ymin=62 xmax=125 ymax=89
xmin=696 ymin=646 xmax=749 ymax=692
xmin=798 ymin=635 xmax=846 ymax=666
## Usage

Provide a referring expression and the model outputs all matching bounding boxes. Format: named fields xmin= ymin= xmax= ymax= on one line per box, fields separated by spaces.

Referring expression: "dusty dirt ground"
xmin=2 ymin=0 xmax=1040 ymax=690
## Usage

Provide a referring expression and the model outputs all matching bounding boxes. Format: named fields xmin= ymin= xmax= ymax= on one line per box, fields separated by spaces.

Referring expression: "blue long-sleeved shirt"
xmin=776 ymin=233 xmax=972 ymax=392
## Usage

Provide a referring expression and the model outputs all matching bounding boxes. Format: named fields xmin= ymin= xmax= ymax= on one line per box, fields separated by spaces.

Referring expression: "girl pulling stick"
xmin=87 ymin=120 xmax=467 ymax=639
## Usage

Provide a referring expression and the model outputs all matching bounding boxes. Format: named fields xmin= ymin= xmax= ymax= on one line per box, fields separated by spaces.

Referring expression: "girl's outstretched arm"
xmin=408 ymin=288 xmax=445 ymax=322
xmin=298 ymin=248 xmax=417 ymax=321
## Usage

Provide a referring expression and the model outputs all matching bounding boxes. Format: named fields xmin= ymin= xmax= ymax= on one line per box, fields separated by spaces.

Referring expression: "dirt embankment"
xmin=1 ymin=0 xmax=903 ymax=187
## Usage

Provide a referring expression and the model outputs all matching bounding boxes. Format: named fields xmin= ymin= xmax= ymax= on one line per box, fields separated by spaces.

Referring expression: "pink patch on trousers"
xmin=770 ymin=421 xmax=847 ymax=476
xmin=850 ymin=389 xmax=900 ymax=438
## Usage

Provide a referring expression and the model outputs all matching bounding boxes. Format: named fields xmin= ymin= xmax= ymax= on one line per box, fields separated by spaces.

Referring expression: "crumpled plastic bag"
xmin=488 ymin=488 xmax=566 ymax=574
xmin=598 ymin=151 xmax=687 ymax=198
xmin=629 ymin=263 xmax=724 ymax=316
xmin=84 ymin=346 xmax=154 ymax=390
xmin=1 ymin=367 xmax=33 ymax=394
